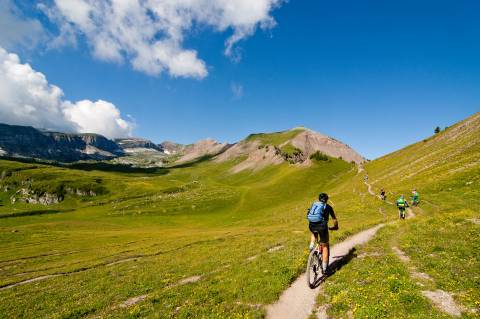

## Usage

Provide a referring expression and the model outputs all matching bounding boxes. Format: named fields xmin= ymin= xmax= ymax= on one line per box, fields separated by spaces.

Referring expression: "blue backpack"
xmin=307 ymin=201 xmax=328 ymax=224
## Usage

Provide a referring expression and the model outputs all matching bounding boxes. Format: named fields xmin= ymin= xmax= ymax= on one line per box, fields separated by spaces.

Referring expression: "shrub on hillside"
xmin=309 ymin=151 xmax=329 ymax=161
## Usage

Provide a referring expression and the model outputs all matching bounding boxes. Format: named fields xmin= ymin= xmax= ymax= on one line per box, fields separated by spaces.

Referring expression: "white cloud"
xmin=0 ymin=47 xmax=134 ymax=138
xmin=0 ymin=0 xmax=45 ymax=50
xmin=63 ymin=100 xmax=134 ymax=139
xmin=41 ymin=0 xmax=283 ymax=78
xmin=231 ymin=82 xmax=244 ymax=99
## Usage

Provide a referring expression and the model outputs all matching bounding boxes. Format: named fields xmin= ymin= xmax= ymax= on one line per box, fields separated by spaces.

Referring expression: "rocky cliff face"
xmin=0 ymin=123 xmax=124 ymax=162
xmin=160 ymin=141 xmax=185 ymax=155
xmin=112 ymin=137 xmax=167 ymax=168
xmin=115 ymin=138 xmax=164 ymax=152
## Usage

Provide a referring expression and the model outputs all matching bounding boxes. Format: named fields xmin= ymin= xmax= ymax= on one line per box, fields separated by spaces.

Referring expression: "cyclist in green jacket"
xmin=396 ymin=195 xmax=409 ymax=219
xmin=411 ymin=189 xmax=420 ymax=206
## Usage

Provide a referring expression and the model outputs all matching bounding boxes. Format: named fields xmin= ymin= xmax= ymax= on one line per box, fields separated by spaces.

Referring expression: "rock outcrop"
xmin=160 ymin=141 xmax=185 ymax=155
xmin=10 ymin=188 xmax=63 ymax=205
xmin=115 ymin=138 xmax=164 ymax=153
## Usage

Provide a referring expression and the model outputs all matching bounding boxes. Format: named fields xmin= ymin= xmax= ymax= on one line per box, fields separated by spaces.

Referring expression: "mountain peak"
xmin=214 ymin=127 xmax=364 ymax=172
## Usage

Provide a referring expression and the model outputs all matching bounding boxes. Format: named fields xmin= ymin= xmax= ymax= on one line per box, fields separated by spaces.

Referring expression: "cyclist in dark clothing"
xmin=307 ymin=193 xmax=338 ymax=273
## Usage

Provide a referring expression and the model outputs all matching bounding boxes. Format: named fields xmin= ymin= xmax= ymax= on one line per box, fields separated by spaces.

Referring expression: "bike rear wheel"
xmin=306 ymin=249 xmax=322 ymax=288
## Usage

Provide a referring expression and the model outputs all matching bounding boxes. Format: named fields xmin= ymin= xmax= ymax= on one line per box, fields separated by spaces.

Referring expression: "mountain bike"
xmin=306 ymin=240 xmax=325 ymax=288
xmin=399 ymin=207 xmax=406 ymax=219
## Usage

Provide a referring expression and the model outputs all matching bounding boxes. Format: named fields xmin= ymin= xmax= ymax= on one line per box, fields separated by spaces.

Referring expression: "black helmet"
xmin=318 ymin=193 xmax=329 ymax=202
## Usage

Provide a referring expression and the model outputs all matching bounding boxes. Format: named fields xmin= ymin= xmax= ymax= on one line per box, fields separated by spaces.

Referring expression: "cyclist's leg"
xmin=308 ymin=223 xmax=319 ymax=250
xmin=318 ymin=228 xmax=330 ymax=272
xmin=309 ymin=233 xmax=317 ymax=250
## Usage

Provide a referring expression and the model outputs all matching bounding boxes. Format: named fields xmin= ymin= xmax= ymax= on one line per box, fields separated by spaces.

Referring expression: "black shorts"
xmin=309 ymin=222 xmax=329 ymax=244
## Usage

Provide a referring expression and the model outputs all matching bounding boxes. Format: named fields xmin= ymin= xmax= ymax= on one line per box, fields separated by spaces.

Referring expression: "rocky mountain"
xmin=0 ymin=123 xmax=123 ymax=162
xmin=215 ymin=127 xmax=364 ymax=172
xmin=160 ymin=141 xmax=185 ymax=155
xmin=175 ymin=139 xmax=231 ymax=163
xmin=115 ymin=138 xmax=164 ymax=153
xmin=289 ymin=129 xmax=364 ymax=163
xmin=112 ymin=137 xmax=168 ymax=167
xmin=168 ymin=127 xmax=364 ymax=172
xmin=0 ymin=123 xmax=364 ymax=170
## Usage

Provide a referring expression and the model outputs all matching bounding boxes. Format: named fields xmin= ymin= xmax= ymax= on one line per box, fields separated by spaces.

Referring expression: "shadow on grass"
xmin=0 ymin=209 xmax=74 ymax=219
xmin=311 ymin=247 xmax=357 ymax=288
xmin=66 ymin=162 xmax=169 ymax=174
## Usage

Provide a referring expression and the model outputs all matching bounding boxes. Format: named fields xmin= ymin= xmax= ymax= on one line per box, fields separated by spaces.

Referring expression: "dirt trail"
xmin=362 ymin=170 xmax=415 ymax=219
xmin=265 ymin=224 xmax=385 ymax=319
xmin=366 ymin=181 xmax=375 ymax=197
xmin=266 ymin=165 xmax=420 ymax=319
xmin=406 ymin=207 xmax=415 ymax=219
xmin=0 ymin=274 xmax=62 ymax=291
xmin=392 ymin=246 xmax=464 ymax=317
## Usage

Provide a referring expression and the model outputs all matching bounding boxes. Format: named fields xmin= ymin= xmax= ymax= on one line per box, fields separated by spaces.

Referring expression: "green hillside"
xmin=0 ymin=114 xmax=478 ymax=318
xmin=316 ymin=112 xmax=480 ymax=318
xmin=0 ymin=142 xmax=390 ymax=318
xmin=245 ymin=128 xmax=305 ymax=146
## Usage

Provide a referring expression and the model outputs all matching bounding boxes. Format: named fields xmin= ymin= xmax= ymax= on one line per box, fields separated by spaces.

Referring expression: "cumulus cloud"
xmin=63 ymin=100 xmax=134 ymax=139
xmin=0 ymin=0 xmax=45 ymax=50
xmin=0 ymin=47 xmax=133 ymax=138
xmin=40 ymin=0 xmax=283 ymax=78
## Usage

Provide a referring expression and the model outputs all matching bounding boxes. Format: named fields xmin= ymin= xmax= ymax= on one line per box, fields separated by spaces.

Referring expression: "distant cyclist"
xmin=411 ymin=189 xmax=420 ymax=206
xmin=307 ymin=193 xmax=339 ymax=274
xmin=380 ymin=188 xmax=386 ymax=201
xmin=396 ymin=195 xmax=409 ymax=219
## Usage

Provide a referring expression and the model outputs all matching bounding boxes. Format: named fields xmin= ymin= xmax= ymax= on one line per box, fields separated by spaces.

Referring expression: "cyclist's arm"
xmin=329 ymin=206 xmax=339 ymax=230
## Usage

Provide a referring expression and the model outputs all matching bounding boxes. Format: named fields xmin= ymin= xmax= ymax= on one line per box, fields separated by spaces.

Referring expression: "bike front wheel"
xmin=306 ymin=250 xmax=322 ymax=288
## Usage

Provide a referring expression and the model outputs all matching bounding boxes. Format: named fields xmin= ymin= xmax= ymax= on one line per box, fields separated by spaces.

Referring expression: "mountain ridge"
xmin=0 ymin=122 xmax=364 ymax=169
xmin=0 ymin=123 xmax=123 ymax=162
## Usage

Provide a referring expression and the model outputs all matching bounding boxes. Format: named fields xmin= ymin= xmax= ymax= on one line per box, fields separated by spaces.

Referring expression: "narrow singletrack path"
xmin=267 ymin=165 xmax=422 ymax=319
xmin=265 ymin=224 xmax=385 ymax=319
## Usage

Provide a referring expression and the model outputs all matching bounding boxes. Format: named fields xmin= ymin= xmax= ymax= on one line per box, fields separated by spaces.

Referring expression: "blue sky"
xmin=1 ymin=0 xmax=479 ymax=159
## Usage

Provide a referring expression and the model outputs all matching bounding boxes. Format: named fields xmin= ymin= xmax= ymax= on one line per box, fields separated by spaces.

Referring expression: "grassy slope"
xmin=318 ymin=113 xmax=480 ymax=318
xmin=245 ymin=128 xmax=304 ymax=146
xmin=1 ymin=113 xmax=478 ymax=318
xmin=0 ymin=146 xmax=392 ymax=318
